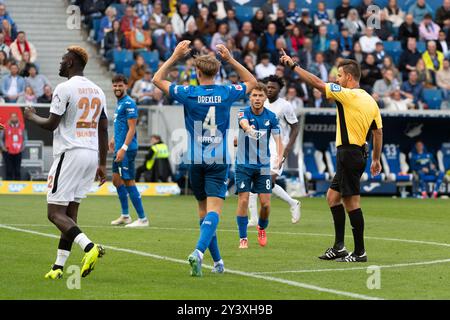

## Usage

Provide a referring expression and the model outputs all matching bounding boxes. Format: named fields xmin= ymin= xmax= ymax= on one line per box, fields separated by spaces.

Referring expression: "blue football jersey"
xmin=114 ymin=95 xmax=138 ymax=152
xmin=236 ymin=106 xmax=280 ymax=168
xmin=169 ymin=83 xmax=247 ymax=164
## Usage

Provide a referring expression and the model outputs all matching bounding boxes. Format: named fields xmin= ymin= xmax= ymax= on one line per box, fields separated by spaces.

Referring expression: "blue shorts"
xmin=112 ymin=150 xmax=137 ymax=180
xmin=235 ymin=165 xmax=272 ymax=194
xmin=189 ymin=164 xmax=229 ymax=201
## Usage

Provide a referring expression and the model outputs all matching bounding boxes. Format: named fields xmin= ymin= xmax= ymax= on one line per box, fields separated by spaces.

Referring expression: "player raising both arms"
xmin=24 ymin=46 xmax=109 ymax=278
xmin=235 ymin=82 xmax=283 ymax=248
xmin=248 ymin=75 xmax=301 ymax=226
xmin=152 ymin=41 xmax=257 ymax=276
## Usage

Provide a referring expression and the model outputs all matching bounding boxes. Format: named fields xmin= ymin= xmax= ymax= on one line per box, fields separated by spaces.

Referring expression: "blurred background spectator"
xmin=0 ymin=112 xmax=26 ymax=180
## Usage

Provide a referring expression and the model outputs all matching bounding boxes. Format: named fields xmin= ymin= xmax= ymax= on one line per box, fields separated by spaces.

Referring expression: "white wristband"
xmin=121 ymin=144 xmax=128 ymax=151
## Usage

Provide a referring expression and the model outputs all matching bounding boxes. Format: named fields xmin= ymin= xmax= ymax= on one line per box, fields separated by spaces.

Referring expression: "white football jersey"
xmin=50 ymin=76 xmax=107 ymax=156
xmin=264 ymin=97 xmax=298 ymax=146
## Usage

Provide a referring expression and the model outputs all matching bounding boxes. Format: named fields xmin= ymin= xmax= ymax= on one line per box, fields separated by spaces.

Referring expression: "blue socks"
xmin=116 ymin=184 xmax=129 ymax=215
xmin=258 ymin=218 xmax=269 ymax=230
xmin=126 ymin=185 xmax=146 ymax=219
xmin=434 ymin=172 xmax=444 ymax=192
xmin=196 ymin=212 xmax=219 ymax=254
xmin=200 ymin=217 xmax=221 ymax=263
xmin=236 ymin=216 xmax=248 ymax=239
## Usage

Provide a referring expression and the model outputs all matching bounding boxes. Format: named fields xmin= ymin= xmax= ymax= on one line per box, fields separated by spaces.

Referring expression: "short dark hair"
xmin=250 ymin=82 xmax=268 ymax=95
xmin=337 ymin=59 xmax=361 ymax=82
xmin=112 ymin=74 xmax=128 ymax=84
xmin=263 ymin=75 xmax=284 ymax=89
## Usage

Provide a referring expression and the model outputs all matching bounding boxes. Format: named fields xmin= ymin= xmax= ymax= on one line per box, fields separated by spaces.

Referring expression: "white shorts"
xmin=270 ymin=142 xmax=284 ymax=176
xmin=47 ymin=148 xmax=98 ymax=206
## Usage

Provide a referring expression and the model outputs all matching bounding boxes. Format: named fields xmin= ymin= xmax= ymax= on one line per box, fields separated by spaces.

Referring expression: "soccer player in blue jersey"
xmin=235 ymin=83 xmax=283 ymax=249
xmin=109 ymin=74 xmax=149 ymax=227
xmin=152 ymin=40 xmax=257 ymax=276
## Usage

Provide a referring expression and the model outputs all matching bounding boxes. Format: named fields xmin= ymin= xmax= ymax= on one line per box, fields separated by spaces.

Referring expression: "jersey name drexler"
xmin=50 ymin=76 xmax=107 ymax=156
xmin=264 ymin=97 xmax=298 ymax=147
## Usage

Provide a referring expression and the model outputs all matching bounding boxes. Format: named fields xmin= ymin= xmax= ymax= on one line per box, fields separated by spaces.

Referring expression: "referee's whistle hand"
xmin=370 ymin=160 xmax=382 ymax=176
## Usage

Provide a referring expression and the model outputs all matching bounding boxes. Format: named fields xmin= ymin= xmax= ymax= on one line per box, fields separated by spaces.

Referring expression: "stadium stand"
xmin=302 ymin=142 xmax=329 ymax=182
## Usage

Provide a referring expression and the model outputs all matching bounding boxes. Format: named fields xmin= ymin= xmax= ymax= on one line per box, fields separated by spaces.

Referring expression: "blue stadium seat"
xmin=123 ymin=66 xmax=131 ymax=78
xmin=113 ymin=49 xmax=134 ymax=73
xmin=327 ymin=24 xmax=339 ymax=40
xmin=325 ymin=141 xmax=337 ymax=178
xmin=92 ymin=17 xmax=102 ymax=43
xmin=235 ymin=6 xmax=254 ymax=23
xmin=384 ymin=41 xmax=402 ymax=55
xmin=423 ymin=89 xmax=443 ymax=109
xmin=140 ymin=51 xmax=160 ymax=72
xmin=303 ymin=142 xmax=329 ymax=181
xmin=180 ymin=0 xmax=196 ymax=6
xmin=437 ymin=142 xmax=450 ymax=173
xmin=381 ymin=144 xmax=413 ymax=182
xmin=416 ymin=41 xmax=426 ymax=53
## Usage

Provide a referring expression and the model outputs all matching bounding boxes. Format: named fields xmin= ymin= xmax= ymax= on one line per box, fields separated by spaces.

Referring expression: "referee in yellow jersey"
xmin=280 ymin=49 xmax=383 ymax=262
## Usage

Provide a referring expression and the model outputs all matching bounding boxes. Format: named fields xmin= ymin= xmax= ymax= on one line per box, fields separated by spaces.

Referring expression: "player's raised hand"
xmin=24 ymin=106 xmax=36 ymax=120
xmin=279 ymin=48 xmax=294 ymax=68
xmin=96 ymin=165 xmax=107 ymax=186
xmin=216 ymin=44 xmax=232 ymax=62
xmin=173 ymin=40 xmax=192 ymax=59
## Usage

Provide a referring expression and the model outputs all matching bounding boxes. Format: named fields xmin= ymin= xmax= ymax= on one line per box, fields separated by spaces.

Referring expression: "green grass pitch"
xmin=0 ymin=195 xmax=449 ymax=300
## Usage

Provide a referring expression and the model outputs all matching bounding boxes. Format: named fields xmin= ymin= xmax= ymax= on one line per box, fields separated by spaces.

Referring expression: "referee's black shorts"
xmin=330 ymin=145 xmax=367 ymax=197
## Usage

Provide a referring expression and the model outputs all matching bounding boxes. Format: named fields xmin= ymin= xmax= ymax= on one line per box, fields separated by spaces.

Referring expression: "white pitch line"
xmin=253 ymin=258 xmax=450 ymax=275
xmin=5 ymin=223 xmax=450 ymax=248
xmin=0 ymin=224 xmax=383 ymax=301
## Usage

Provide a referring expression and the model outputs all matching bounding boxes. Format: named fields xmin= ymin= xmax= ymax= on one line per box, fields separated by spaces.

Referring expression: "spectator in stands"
xmin=210 ymin=23 xmax=230 ymax=52
xmin=81 ymin=0 xmax=106 ymax=31
xmin=436 ymin=58 xmax=450 ymax=100
xmin=271 ymin=37 xmax=288 ymax=65
xmin=308 ymin=88 xmax=331 ymax=108
xmin=156 ymin=23 xmax=177 ymax=61
xmin=1 ymin=19 xmax=14 ymax=46
xmin=422 ymin=41 xmax=444 ymax=72
xmin=150 ymin=1 xmax=169 ymax=31
xmin=376 ymin=11 xmax=395 ymax=41
xmin=324 ymin=40 xmax=341 ymax=66
xmin=255 ymin=53 xmax=276 ymax=80
xmin=260 ymin=22 xmax=279 ymax=59
xmin=436 ymin=0 xmax=450 ymax=29
xmin=416 ymin=58 xmax=436 ymax=88
xmin=374 ymin=42 xmax=386 ymax=68
xmin=181 ymin=20 xmax=202 ymax=43
xmin=342 ymin=9 xmax=366 ymax=40
xmin=120 ymin=5 xmax=138 ymax=37
xmin=209 ymin=0 xmax=231 ymax=21
xmin=299 ymin=38 xmax=315 ymax=69
xmin=195 ymin=7 xmax=216 ymax=37
xmin=136 ymin=134 xmax=172 ymax=183
xmin=131 ymin=68 xmax=162 ymax=105
xmin=98 ymin=6 xmax=117 ymax=44
xmin=104 ymin=19 xmax=126 ymax=62
xmin=18 ymin=85 xmax=37 ymax=104
xmin=0 ymin=3 xmax=16 ymax=36
xmin=242 ymin=39 xmax=259 ymax=65
xmin=0 ymin=112 xmax=26 ymax=180
xmin=0 ymin=33 xmax=10 ymax=58
xmin=335 ymin=0 xmax=354 ymax=25
xmin=128 ymin=53 xmax=147 ymax=89
xmin=298 ymin=10 xmax=314 ymax=39
xmin=190 ymin=0 xmax=207 ymax=19
xmin=25 ymin=64 xmax=49 ymax=98
xmin=338 ymin=27 xmax=353 ymax=58
xmin=274 ymin=9 xmax=288 ymax=36
xmin=410 ymin=140 xmax=445 ymax=198
xmin=224 ymin=71 xmax=239 ymax=86
xmin=309 ymin=52 xmax=329 ymax=82
xmin=359 ymin=27 xmax=381 ymax=54
xmin=399 ymin=14 xmax=419 ymax=49
xmin=262 ymin=0 xmax=279 ymax=22
xmin=408 ymin=0 xmax=433 ymax=25
xmin=251 ymin=9 xmax=268 ymax=37
xmin=437 ymin=30 xmax=450 ymax=58
xmin=382 ymin=55 xmax=401 ymax=81
xmin=10 ymin=31 xmax=37 ymax=63
xmin=383 ymin=0 xmax=405 ymax=28
xmin=226 ymin=38 xmax=242 ymax=65
xmin=243 ymin=54 xmax=256 ymax=74
xmin=372 ymin=69 xmax=400 ymax=107
xmin=37 ymin=84 xmax=52 ymax=103
xmin=313 ymin=24 xmax=330 ymax=53
xmin=171 ymin=3 xmax=195 ymax=38
xmin=399 ymin=37 xmax=422 ymax=80
xmin=112 ymin=0 xmax=129 ymax=20
xmin=400 ymin=70 xmax=424 ymax=107
xmin=349 ymin=41 xmax=364 ymax=64
xmin=314 ymin=1 xmax=331 ymax=27
xmin=192 ymin=38 xmax=209 ymax=56
xmin=360 ymin=53 xmax=382 ymax=92
xmin=286 ymin=1 xmax=301 ymax=28
xmin=0 ymin=50 xmax=9 ymax=85
xmin=135 ymin=0 xmax=153 ymax=23
xmin=2 ymin=63 xmax=25 ymax=102
xmin=129 ymin=18 xmax=152 ymax=51
xmin=383 ymin=88 xmax=415 ymax=110
xmin=357 ymin=0 xmax=374 ymax=24
xmin=18 ymin=51 xmax=34 ymax=77
xmin=286 ymin=25 xmax=305 ymax=54
xmin=285 ymin=86 xmax=304 ymax=112
xmin=223 ymin=9 xmax=241 ymax=38
xmin=235 ymin=22 xmax=257 ymax=51
xmin=179 ymin=58 xmax=198 ymax=86
xmin=419 ymin=13 xmax=441 ymax=41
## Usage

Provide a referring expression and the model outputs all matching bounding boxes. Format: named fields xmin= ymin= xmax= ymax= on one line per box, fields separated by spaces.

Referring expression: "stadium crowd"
xmin=75 ymin=0 xmax=450 ymax=111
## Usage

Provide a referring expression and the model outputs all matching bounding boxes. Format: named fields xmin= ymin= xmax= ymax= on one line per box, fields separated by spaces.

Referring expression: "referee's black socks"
xmin=330 ymin=204 xmax=346 ymax=250
xmin=348 ymin=208 xmax=365 ymax=256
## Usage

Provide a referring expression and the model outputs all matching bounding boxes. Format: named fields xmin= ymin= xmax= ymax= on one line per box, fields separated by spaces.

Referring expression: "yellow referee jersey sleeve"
xmin=325 ymin=83 xmax=382 ymax=147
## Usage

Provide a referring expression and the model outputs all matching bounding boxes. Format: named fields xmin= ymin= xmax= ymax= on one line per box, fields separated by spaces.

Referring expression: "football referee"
xmin=280 ymin=49 xmax=383 ymax=262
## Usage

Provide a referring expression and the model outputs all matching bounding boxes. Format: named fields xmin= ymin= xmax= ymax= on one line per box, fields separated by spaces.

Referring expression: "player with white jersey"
xmin=248 ymin=75 xmax=301 ymax=226
xmin=24 ymin=46 xmax=109 ymax=280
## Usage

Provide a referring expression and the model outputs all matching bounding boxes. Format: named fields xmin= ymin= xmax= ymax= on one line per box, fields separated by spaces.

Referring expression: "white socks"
xmin=74 ymin=233 xmax=92 ymax=251
xmin=248 ymin=193 xmax=258 ymax=221
xmin=55 ymin=249 xmax=70 ymax=267
xmin=272 ymin=184 xmax=298 ymax=207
